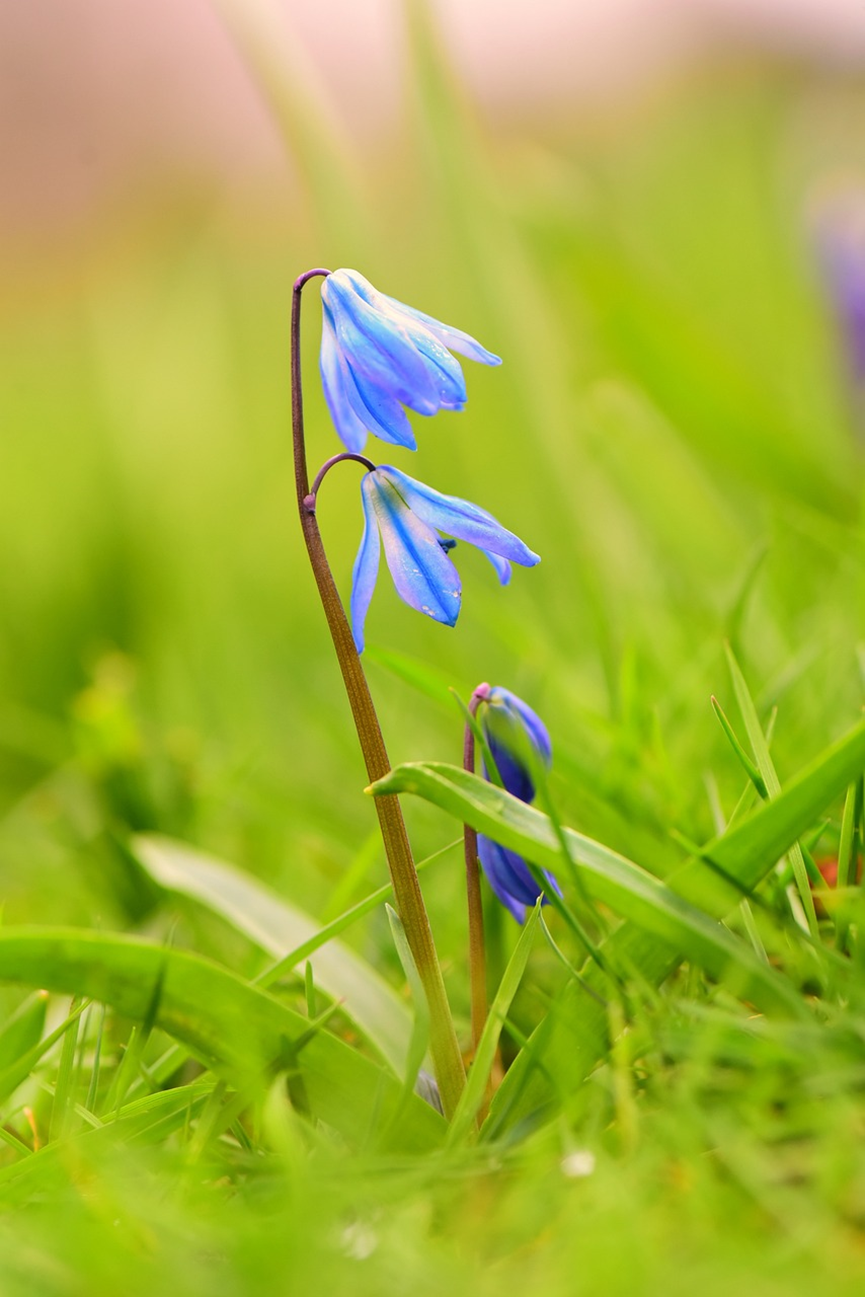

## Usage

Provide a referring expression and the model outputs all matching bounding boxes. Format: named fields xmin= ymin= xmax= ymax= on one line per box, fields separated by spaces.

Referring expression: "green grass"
xmin=0 ymin=14 xmax=864 ymax=1294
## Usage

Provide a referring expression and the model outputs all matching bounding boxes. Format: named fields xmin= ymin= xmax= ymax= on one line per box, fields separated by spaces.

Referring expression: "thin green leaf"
xmin=48 ymin=995 xmax=84 ymax=1142
xmin=0 ymin=991 xmax=48 ymax=1074
xmin=486 ymin=713 xmax=865 ymax=1135
xmin=0 ymin=928 xmax=444 ymax=1153
xmin=256 ymin=837 xmax=460 ymax=987
xmin=448 ymin=904 xmax=541 ymax=1146
xmin=724 ymin=644 xmax=818 ymax=936
xmin=370 ymin=764 xmax=802 ymax=1016
xmin=0 ymin=996 xmax=89 ymax=1106
xmin=371 ymin=710 xmax=865 ymax=1136
xmin=836 ymin=779 xmax=863 ymax=951
xmin=711 ymin=695 xmax=768 ymax=797
xmin=385 ymin=905 xmax=430 ymax=1119
xmin=132 ymin=834 xmax=413 ymax=1078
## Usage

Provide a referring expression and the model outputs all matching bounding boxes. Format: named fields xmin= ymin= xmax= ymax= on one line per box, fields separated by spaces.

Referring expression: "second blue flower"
xmin=350 ymin=467 xmax=539 ymax=653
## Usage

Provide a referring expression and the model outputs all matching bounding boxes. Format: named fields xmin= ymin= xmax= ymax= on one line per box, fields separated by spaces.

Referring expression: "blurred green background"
xmin=1 ymin=5 xmax=861 ymax=940
xmin=0 ymin=1 xmax=864 ymax=1287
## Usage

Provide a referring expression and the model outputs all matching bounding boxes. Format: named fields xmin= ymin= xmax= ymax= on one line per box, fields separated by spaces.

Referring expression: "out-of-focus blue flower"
xmin=819 ymin=197 xmax=865 ymax=389
xmin=320 ymin=269 xmax=501 ymax=453
xmin=815 ymin=192 xmax=865 ymax=387
xmin=350 ymin=467 xmax=539 ymax=653
xmin=476 ymin=686 xmax=558 ymax=923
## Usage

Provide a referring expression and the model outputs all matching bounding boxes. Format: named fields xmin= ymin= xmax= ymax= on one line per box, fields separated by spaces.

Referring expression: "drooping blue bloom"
xmin=350 ymin=467 xmax=539 ymax=653
xmin=320 ymin=269 xmax=501 ymax=453
xmin=476 ymin=686 xmax=559 ymax=923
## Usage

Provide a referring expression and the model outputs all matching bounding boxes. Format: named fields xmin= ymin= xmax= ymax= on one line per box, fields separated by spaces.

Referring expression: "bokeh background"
xmin=1 ymin=0 xmax=863 ymax=1010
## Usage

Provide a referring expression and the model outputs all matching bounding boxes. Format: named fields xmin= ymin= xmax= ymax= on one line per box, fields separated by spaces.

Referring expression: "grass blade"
xmin=0 ymin=928 xmax=444 ymax=1152
xmin=447 ymin=903 xmax=541 ymax=1147
xmin=132 ymin=834 xmax=414 ymax=1078
xmin=724 ymin=644 xmax=818 ymax=935
xmin=370 ymin=764 xmax=802 ymax=1016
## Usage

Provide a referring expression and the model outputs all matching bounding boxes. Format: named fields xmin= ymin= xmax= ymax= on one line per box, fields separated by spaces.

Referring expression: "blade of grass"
xmin=836 ymin=778 xmax=863 ymax=951
xmin=711 ymin=695 xmax=768 ymax=797
xmin=385 ymin=905 xmax=431 ymax=1124
xmin=47 ymin=995 xmax=84 ymax=1142
xmin=0 ymin=928 xmax=445 ymax=1152
xmin=447 ymin=903 xmax=541 ymax=1146
xmin=372 ymin=710 xmax=865 ymax=1135
xmin=371 ymin=764 xmax=802 ymax=1017
xmin=724 ymin=644 xmax=818 ymax=936
xmin=133 ymin=833 xmax=418 ymax=1077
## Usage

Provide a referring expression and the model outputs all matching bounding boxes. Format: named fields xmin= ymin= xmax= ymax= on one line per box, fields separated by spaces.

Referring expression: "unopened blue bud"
xmin=480 ymin=686 xmax=552 ymax=804
xmin=475 ymin=686 xmax=559 ymax=923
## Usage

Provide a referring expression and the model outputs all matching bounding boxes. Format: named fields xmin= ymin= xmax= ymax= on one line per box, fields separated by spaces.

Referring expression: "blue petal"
xmin=378 ymin=290 xmax=502 ymax=367
xmin=363 ymin=472 xmax=462 ymax=627
xmin=350 ymin=476 xmax=381 ymax=654
xmin=488 ymin=686 xmax=552 ymax=765
xmin=483 ymin=551 xmax=512 ymax=585
xmin=324 ymin=272 xmax=442 ymax=415
xmin=320 ymin=317 xmax=369 ymax=454
xmin=376 ymin=467 xmax=540 ymax=567
xmin=323 ymin=301 xmax=418 ymax=449
xmin=477 ymin=835 xmax=561 ymax=924
xmin=482 ymin=686 xmax=552 ymax=802
xmin=477 ymin=836 xmax=527 ymax=922
xmin=337 ymin=270 xmax=471 ymax=409
xmin=482 ymin=746 xmax=535 ymax=804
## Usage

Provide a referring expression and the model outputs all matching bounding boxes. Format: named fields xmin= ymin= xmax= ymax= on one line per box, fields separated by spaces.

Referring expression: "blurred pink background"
xmin=2 ymin=0 xmax=865 ymax=257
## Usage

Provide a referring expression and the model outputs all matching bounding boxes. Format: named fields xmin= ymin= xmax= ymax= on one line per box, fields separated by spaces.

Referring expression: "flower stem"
xmin=464 ymin=683 xmax=491 ymax=1060
xmin=305 ymin=452 xmax=376 ymax=508
xmin=291 ymin=269 xmax=465 ymax=1119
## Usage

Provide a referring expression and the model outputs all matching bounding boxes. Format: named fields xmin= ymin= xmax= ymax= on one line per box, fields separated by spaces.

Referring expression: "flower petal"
xmin=320 ymin=317 xmax=369 ymax=454
xmin=478 ymin=835 xmax=555 ymax=924
xmin=323 ymin=302 xmax=418 ymax=449
xmin=378 ymin=292 xmax=502 ymax=367
xmin=376 ymin=467 xmax=540 ymax=567
xmin=483 ymin=551 xmax=512 ymax=585
xmin=477 ymin=836 xmax=560 ymax=924
xmin=323 ymin=272 xmax=442 ymax=415
xmin=350 ymin=476 xmax=382 ymax=654
xmin=340 ymin=273 xmax=469 ymax=408
xmin=477 ymin=837 xmax=527 ymax=922
xmin=487 ymin=687 xmax=552 ymax=766
xmin=482 ymin=685 xmax=552 ymax=802
xmin=363 ymin=472 xmax=462 ymax=627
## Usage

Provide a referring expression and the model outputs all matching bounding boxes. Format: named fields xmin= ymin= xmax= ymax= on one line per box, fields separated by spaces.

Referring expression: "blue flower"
xmin=475 ymin=686 xmax=559 ymax=923
xmin=480 ymin=685 xmax=552 ymax=803
xmin=350 ymin=467 xmax=539 ymax=653
xmin=320 ymin=269 xmax=501 ymax=453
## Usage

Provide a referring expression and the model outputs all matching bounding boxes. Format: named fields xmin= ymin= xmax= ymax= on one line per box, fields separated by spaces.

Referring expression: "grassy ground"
xmin=0 ymin=17 xmax=864 ymax=1294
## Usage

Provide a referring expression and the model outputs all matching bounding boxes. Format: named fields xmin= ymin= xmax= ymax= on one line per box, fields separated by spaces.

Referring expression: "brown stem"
xmin=290 ymin=269 xmax=465 ymax=1119
xmin=464 ymin=682 xmax=491 ymax=1059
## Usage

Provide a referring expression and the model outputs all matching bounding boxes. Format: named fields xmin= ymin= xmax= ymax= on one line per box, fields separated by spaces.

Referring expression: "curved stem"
xmin=464 ymin=683 xmax=491 ymax=1059
xmin=305 ymin=452 xmax=376 ymax=511
xmin=291 ymin=269 xmax=465 ymax=1119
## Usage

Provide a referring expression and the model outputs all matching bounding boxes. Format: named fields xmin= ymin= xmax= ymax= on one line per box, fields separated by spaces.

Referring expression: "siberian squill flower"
xmin=350 ymin=467 xmax=539 ymax=653
xmin=320 ymin=269 xmax=501 ymax=453
xmin=477 ymin=686 xmax=559 ymax=923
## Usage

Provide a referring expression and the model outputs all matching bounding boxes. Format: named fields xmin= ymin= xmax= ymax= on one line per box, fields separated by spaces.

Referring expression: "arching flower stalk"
xmin=291 ymin=267 xmax=536 ymax=1120
xmin=291 ymin=269 xmax=465 ymax=1118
